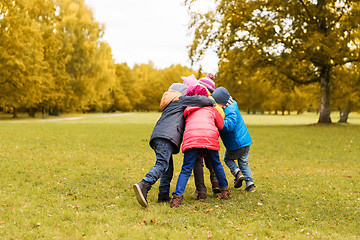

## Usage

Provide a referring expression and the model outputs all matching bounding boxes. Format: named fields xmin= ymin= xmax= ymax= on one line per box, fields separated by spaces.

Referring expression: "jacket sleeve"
xmin=214 ymin=108 xmax=224 ymax=130
xmin=180 ymin=95 xmax=215 ymax=107
xmin=221 ymin=108 xmax=237 ymax=133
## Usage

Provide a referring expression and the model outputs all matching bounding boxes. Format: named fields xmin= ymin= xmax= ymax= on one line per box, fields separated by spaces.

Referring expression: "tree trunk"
xmin=318 ymin=67 xmax=332 ymax=123
xmin=28 ymin=107 xmax=36 ymax=118
xmin=50 ymin=105 xmax=60 ymax=116
xmin=12 ymin=107 xmax=17 ymax=118
xmin=338 ymin=100 xmax=352 ymax=123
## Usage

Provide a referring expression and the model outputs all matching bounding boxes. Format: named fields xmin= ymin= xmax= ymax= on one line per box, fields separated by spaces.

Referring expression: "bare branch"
xmin=316 ymin=0 xmax=326 ymax=15
xmin=264 ymin=57 xmax=320 ymax=85
xmin=327 ymin=5 xmax=346 ymax=30
xmin=282 ymin=72 xmax=320 ymax=85
xmin=298 ymin=0 xmax=314 ymax=20
xmin=334 ymin=58 xmax=360 ymax=66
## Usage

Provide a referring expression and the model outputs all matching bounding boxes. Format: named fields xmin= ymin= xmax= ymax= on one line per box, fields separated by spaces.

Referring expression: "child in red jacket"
xmin=182 ymin=73 xmax=221 ymax=199
xmin=170 ymin=85 xmax=230 ymax=208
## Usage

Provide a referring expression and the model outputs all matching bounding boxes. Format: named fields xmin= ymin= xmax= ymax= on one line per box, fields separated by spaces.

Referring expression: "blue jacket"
xmin=219 ymin=100 xmax=252 ymax=150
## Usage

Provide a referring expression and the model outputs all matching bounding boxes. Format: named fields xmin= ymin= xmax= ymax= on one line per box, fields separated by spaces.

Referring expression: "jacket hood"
xmin=160 ymin=89 xmax=183 ymax=111
xmin=183 ymin=106 xmax=203 ymax=118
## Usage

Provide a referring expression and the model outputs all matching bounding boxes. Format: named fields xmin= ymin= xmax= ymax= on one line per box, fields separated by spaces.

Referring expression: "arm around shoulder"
xmin=181 ymin=95 xmax=215 ymax=107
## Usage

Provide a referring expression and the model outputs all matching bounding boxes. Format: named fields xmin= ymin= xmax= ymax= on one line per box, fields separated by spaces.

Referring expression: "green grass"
xmin=0 ymin=112 xmax=359 ymax=239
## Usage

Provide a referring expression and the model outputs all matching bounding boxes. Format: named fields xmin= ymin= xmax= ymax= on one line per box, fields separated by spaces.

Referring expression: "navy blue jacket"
xmin=150 ymin=95 xmax=215 ymax=154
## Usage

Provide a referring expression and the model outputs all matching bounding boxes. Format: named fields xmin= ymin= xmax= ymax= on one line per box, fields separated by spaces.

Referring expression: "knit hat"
xmin=212 ymin=87 xmax=230 ymax=105
xmin=186 ymin=84 xmax=209 ymax=97
xmin=198 ymin=73 xmax=215 ymax=93
xmin=169 ymin=83 xmax=188 ymax=95
xmin=181 ymin=74 xmax=199 ymax=87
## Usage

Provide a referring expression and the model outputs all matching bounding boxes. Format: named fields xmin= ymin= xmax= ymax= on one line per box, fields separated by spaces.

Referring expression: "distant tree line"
xmin=1 ymin=0 xmax=359 ymax=123
xmin=0 ymin=0 xmax=196 ymax=117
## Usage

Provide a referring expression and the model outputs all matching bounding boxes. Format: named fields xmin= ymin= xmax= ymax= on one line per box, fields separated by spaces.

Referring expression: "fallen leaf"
xmin=205 ymin=208 xmax=214 ymax=214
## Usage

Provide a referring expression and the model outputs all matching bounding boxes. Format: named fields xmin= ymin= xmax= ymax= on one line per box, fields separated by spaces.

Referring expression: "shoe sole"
xmin=243 ymin=186 xmax=256 ymax=192
xmin=212 ymin=188 xmax=221 ymax=194
xmin=133 ymin=184 xmax=148 ymax=207
xmin=246 ymin=188 xmax=256 ymax=192
xmin=234 ymin=175 xmax=245 ymax=188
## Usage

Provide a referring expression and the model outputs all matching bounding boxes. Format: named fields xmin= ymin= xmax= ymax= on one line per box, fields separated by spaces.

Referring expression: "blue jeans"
xmin=173 ymin=148 xmax=228 ymax=196
xmin=224 ymin=146 xmax=253 ymax=184
xmin=143 ymin=138 xmax=176 ymax=194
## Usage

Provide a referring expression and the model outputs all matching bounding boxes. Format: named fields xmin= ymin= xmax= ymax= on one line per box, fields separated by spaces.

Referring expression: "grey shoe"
xmin=234 ymin=171 xmax=245 ymax=188
xmin=244 ymin=184 xmax=256 ymax=192
xmin=133 ymin=180 xmax=152 ymax=207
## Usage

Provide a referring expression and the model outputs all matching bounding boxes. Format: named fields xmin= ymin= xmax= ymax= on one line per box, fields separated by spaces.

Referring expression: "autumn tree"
xmin=55 ymin=0 xmax=115 ymax=112
xmin=0 ymin=0 xmax=49 ymax=117
xmin=185 ymin=0 xmax=360 ymax=123
xmin=111 ymin=63 xmax=132 ymax=112
xmin=331 ymin=63 xmax=360 ymax=123
xmin=140 ymin=64 xmax=196 ymax=111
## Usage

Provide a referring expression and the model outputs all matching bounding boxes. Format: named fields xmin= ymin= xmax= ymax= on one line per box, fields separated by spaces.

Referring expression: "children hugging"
xmin=133 ymin=73 xmax=255 ymax=208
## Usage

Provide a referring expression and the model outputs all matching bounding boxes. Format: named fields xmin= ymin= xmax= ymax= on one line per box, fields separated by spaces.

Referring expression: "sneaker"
xmin=170 ymin=195 xmax=183 ymax=208
xmin=244 ymin=184 xmax=256 ymax=192
xmin=195 ymin=193 xmax=206 ymax=201
xmin=158 ymin=193 xmax=171 ymax=203
xmin=220 ymin=187 xmax=231 ymax=200
xmin=234 ymin=171 xmax=245 ymax=188
xmin=133 ymin=180 xmax=152 ymax=207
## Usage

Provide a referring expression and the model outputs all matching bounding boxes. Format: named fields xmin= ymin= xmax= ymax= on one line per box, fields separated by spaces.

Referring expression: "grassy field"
xmin=0 ymin=112 xmax=359 ymax=239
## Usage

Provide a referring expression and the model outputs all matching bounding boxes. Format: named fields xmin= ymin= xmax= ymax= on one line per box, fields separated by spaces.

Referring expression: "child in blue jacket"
xmin=211 ymin=87 xmax=255 ymax=192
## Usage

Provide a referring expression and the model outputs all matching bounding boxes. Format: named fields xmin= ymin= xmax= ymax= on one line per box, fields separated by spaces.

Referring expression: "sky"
xmin=84 ymin=0 xmax=218 ymax=73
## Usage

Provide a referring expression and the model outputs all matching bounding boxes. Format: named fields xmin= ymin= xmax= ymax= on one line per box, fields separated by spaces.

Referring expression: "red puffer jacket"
xmin=182 ymin=106 xmax=224 ymax=153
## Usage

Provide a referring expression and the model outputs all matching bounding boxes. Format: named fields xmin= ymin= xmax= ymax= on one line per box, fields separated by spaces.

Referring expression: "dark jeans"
xmin=143 ymin=138 xmax=176 ymax=194
xmin=193 ymin=157 xmax=219 ymax=194
xmin=173 ymin=148 xmax=228 ymax=197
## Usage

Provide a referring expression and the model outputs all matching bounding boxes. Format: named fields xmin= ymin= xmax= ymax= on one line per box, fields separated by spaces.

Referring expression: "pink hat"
xmin=181 ymin=74 xmax=198 ymax=87
xmin=186 ymin=85 xmax=209 ymax=97
xmin=199 ymin=73 xmax=215 ymax=93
